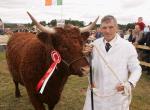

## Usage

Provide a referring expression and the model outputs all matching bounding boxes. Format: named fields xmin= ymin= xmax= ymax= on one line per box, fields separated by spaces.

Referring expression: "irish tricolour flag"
xmin=45 ymin=0 xmax=63 ymax=6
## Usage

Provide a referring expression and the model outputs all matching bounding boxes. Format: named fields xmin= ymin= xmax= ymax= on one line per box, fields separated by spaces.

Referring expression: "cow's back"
xmin=6 ymin=32 xmax=47 ymax=85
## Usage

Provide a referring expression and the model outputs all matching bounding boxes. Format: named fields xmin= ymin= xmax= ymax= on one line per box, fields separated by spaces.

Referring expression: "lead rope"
xmin=92 ymin=45 xmax=132 ymax=109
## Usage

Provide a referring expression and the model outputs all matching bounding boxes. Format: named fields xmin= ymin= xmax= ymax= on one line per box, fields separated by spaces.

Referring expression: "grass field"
xmin=0 ymin=52 xmax=150 ymax=110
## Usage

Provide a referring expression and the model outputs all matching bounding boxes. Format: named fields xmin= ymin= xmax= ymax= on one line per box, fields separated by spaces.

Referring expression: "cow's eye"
xmin=73 ymin=39 xmax=78 ymax=44
xmin=62 ymin=45 xmax=68 ymax=50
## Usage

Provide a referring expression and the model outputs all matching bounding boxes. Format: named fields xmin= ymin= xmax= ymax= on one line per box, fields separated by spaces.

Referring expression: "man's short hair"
xmin=138 ymin=17 xmax=143 ymax=20
xmin=101 ymin=15 xmax=117 ymax=26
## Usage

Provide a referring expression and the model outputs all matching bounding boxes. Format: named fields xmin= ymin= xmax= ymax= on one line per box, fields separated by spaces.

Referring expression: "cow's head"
xmin=27 ymin=12 xmax=99 ymax=76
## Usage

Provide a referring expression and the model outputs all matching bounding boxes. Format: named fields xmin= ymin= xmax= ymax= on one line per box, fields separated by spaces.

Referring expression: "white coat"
xmin=83 ymin=34 xmax=142 ymax=110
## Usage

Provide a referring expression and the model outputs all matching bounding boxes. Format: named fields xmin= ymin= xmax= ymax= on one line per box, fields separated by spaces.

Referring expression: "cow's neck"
xmin=45 ymin=47 xmax=70 ymax=94
xmin=42 ymin=63 xmax=70 ymax=100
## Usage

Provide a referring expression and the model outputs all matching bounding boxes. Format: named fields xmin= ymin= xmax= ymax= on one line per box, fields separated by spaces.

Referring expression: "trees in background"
xmin=3 ymin=19 xmax=136 ymax=31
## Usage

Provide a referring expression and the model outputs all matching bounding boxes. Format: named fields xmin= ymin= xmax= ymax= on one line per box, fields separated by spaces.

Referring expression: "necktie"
xmin=105 ymin=43 xmax=111 ymax=52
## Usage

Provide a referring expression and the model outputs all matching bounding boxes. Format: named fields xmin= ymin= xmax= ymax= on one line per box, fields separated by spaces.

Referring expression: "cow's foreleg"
xmin=29 ymin=95 xmax=45 ymax=110
xmin=25 ymin=85 xmax=46 ymax=110
xmin=47 ymin=98 xmax=59 ymax=110
xmin=13 ymin=80 xmax=21 ymax=98
xmin=48 ymin=104 xmax=55 ymax=110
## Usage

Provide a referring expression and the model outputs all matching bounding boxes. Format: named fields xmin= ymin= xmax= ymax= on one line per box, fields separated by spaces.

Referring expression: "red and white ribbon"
xmin=36 ymin=50 xmax=61 ymax=94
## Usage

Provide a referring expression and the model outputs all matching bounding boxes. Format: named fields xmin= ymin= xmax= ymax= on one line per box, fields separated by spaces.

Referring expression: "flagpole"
xmin=60 ymin=4 xmax=63 ymax=21
xmin=58 ymin=0 xmax=63 ymax=23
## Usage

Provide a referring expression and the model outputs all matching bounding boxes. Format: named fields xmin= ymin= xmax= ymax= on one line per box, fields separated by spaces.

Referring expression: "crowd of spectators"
xmin=0 ymin=18 xmax=4 ymax=35
xmin=119 ymin=17 xmax=150 ymax=74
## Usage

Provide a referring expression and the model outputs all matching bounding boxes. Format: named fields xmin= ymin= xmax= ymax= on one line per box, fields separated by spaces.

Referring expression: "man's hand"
xmin=116 ymin=83 xmax=124 ymax=92
xmin=82 ymin=43 xmax=94 ymax=56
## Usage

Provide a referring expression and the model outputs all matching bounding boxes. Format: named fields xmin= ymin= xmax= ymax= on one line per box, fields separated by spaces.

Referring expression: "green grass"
xmin=0 ymin=51 xmax=150 ymax=110
xmin=0 ymin=52 xmax=6 ymax=61
xmin=131 ymin=73 xmax=150 ymax=110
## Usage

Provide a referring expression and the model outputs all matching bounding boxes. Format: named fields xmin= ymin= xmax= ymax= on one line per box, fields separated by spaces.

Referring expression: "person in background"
xmin=124 ymin=29 xmax=133 ymax=41
xmin=118 ymin=30 xmax=124 ymax=38
xmin=82 ymin=15 xmax=142 ymax=110
xmin=95 ymin=27 xmax=102 ymax=39
xmin=135 ymin=17 xmax=145 ymax=32
xmin=143 ymin=25 xmax=150 ymax=35
xmin=133 ymin=24 xmax=143 ymax=44
xmin=0 ymin=18 xmax=4 ymax=35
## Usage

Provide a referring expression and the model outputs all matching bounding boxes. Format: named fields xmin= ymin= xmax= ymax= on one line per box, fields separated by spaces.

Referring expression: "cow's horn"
xmin=80 ymin=16 xmax=99 ymax=33
xmin=27 ymin=12 xmax=55 ymax=34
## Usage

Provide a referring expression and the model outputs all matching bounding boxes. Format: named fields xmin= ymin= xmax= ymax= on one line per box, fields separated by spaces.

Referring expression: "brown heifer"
xmin=6 ymin=12 xmax=98 ymax=110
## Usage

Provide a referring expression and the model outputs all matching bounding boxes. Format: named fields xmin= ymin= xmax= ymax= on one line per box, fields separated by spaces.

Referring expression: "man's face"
xmin=100 ymin=20 xmax=118 ymax=42
xmin=135 ymin=25 xmax=141 ymax=32
xmin=138 ymin=17 xmax=143 ymax=23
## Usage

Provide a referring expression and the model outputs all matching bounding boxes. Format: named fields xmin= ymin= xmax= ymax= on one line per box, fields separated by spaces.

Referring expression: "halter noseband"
xmin=61 ymin=56 xmax=86 ymax=70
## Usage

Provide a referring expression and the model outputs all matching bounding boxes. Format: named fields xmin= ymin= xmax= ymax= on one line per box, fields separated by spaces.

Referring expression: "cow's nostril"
xmin=80 ymin=67 xmax=85 ymax=72
xmin=80 ymin=66 xmax=90 ymax=76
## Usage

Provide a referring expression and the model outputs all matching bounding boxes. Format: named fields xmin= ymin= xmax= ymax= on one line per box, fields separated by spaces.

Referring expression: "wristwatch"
xmin=128 ymin=81 xmax=134 ymax=87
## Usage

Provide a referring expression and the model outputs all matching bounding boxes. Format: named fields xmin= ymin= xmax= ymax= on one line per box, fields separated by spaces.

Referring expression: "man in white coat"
xmin=82 ymin=15 xmax=142 ymax=110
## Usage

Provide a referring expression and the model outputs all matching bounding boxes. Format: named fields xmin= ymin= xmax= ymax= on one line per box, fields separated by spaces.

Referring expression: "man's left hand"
xmin=116 ymin=83 xmax=124 ymax=92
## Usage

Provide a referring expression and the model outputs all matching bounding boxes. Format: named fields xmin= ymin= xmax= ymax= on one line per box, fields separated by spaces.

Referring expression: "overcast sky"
xmin=0 ymin=0 xmax=150 ymax=25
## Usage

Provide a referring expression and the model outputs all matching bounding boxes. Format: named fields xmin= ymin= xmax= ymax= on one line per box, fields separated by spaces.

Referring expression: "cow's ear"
xmin=37 ymin=32 xmax=51 ymax=43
